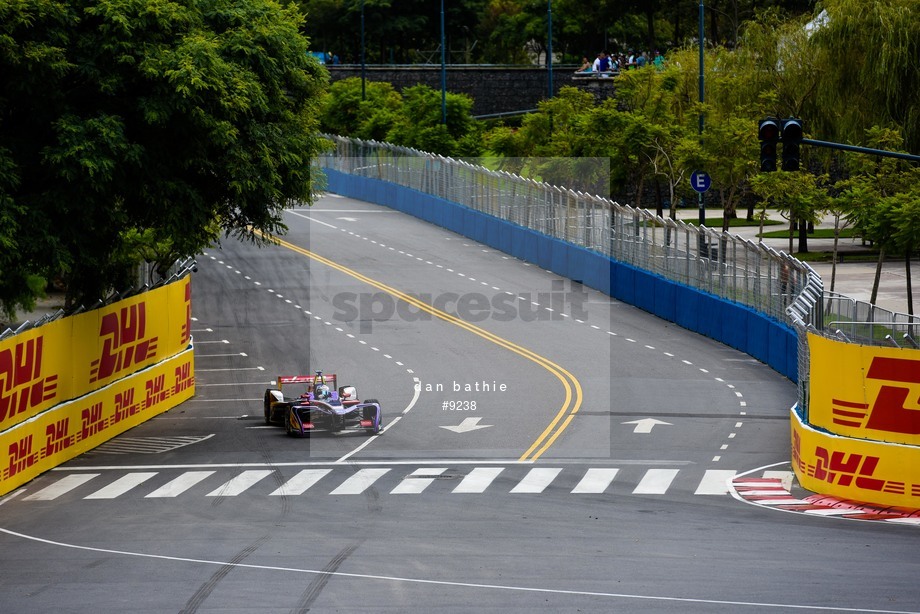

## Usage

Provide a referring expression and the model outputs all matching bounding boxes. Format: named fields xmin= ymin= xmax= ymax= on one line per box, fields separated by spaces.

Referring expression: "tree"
xmin=0 ymin=0 xmax=328 ymax=320
xmin=384 ymin=85 xmax=482 ymax=157
xmin=320 ymin=78 xmax=404 ymax=141
xmin=822 ymin=186 xmax=859 ymax=293
xmin=892 ymin=189 xmax=920 ymax=316
xmin=840 ymin=128 xmax=920 ymax=309
xmin=809 ymin=0 xmax=920 ymax=153
xmin=750 ymin=172 xmax=828 ymax=255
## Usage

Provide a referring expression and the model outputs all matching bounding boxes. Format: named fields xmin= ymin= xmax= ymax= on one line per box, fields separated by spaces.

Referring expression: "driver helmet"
xmin=315 ymin=384 xmax=330 ymax=400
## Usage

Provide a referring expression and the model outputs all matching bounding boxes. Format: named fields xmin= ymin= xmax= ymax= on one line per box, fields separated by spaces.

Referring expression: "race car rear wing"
xmin=276 ymin=374 xmax=338 ymax=388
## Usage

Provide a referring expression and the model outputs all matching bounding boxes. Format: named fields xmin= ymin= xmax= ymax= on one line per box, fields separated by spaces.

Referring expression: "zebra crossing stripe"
xmin=85 ymin=472 xmax=158 ymax=500
xmin=269 ymin=469 xmax=331 ymax=496
xmin=390 ymin=468 xmax=448 ymax=494
xmin=329 ymin=468 xmax=390 ymax=495
xmin=21 ymin=466 xmax=778 ymax=500
xmin=207 ymin=470 xmax=273 ymax=497
xmin=571 ymin=468 xmax=619 ymax=493
xmin=24 ymin=474 xmax=100 ymax=501
xmin=510 ymin=468 xmax=562 ymax=493
xmin=633 ymin=468 xmax=679 ymax=494
xmin=452 ymin=467 xmax=503 ymax=493
xmin=145 ymin=471 xmax=215 ymax=498
xmin=693 ymin=470 xmax=737 ymax=495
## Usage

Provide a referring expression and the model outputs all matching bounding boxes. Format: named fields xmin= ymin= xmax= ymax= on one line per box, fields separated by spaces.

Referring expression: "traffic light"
xmin=781 ymin=118 xmax=804 ymax=171
xmin=758 ymin=118 xmax=780 ymax=172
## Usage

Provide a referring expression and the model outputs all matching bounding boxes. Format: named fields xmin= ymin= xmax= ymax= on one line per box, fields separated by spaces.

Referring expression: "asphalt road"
xmin=1 ymin=194 xmax=918 ymax=614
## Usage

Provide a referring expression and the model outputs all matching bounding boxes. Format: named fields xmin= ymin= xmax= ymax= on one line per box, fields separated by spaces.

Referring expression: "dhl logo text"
xmin=145 ymin=374 xmax=167 ymax=408
xmin=90 ymin=303 xmax=158 ymax=383
xmin=793 ymin=430 xmax=908 ymax=496
xmin=181 ymin=281 xmax=191 ymax=345
xmin=173 ymin=362 xmax=194 ymax=395
xmin=831 ymin=357 xmax=920 ymax=436
xmin=80 ymin=402 xmax=106 ymax=440
xmin=113 ymin=388 xmax=140 ymax=424
xmin=45 ymin=418 xmax=74 ymax=457
xmin=6 ymin=434 xmax=38 ymax=479
xmin=0 ymin=336 xmax=58 ymax=423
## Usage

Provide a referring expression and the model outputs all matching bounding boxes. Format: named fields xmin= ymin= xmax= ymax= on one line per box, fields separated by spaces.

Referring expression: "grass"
xmin=704 ymin=217 xmax=785 ymax=229
xmin=791 ymin=250 xmax=879 ymax=263
xmin=759 ymin=228 xmax=860 ymax=239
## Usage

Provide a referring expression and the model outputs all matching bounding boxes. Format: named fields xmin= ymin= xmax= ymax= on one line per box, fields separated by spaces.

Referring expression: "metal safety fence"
xmin=0 ymin=257 xmax=197 ymax=342
xmin=318 ymin=135 xmax=916 ymax=417
xmin=319 ymin=135 xmax=819 ymax=322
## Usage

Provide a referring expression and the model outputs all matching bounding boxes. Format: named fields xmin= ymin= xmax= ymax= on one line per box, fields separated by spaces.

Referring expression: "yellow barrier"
xmin=808 ymin=332 xmax=920 ymax=447
xmin=0 ymin=348 xmax=195 ymax=495
xmin=0 ymin=318 xmax=73 ymax=432
xmin=0 ymin=277 xmax=191 ymax=433
xmin=0 ymin=277 xmax=194 ymax=496
xmin=791 ymin=408 xmax=920 ymax=508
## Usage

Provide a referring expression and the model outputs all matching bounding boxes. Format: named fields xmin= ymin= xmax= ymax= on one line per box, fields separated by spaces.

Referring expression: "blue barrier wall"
xmin=324 ymin=169 xmax=798 ymax=381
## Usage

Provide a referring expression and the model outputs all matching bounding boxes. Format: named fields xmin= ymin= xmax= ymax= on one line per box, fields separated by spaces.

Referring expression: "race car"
xmin=263 ymin=371 xmax=382 ymax=437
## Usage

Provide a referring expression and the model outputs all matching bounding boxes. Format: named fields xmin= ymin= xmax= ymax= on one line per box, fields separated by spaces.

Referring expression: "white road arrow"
xmin=622 ymin=418 xmax=673 ymax=434
xmin=336 ymin=217 xmax=358 ymax=222
xmin=440 ymin=417 xmax=494 ymax=433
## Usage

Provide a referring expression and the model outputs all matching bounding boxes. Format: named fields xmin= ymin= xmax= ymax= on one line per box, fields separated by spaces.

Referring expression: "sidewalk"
xmin=672 ymin=208 xmax=916 ymax=317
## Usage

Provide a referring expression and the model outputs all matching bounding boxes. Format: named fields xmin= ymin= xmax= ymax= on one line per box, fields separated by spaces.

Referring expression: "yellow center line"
xmin=262 ymin=233 xmax=583 ymax=462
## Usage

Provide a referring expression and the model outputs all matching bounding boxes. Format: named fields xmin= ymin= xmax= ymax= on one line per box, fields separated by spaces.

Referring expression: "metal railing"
xmin=1 ymin=257 xmax=197 ymax=341
xmin=318 ymin=135 xmax=919 ymax=418
xmin=319 ymin=135 xmax=820 ymax=326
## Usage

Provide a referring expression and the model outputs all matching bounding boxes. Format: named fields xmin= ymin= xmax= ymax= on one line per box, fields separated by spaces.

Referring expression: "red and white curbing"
xmin=730 ymin=476 xmax=920 ymax=526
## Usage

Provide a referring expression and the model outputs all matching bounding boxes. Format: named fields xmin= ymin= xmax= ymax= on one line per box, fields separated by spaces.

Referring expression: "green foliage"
xmin=0 ymin=0 xmax=328 ymax=317
xmin=320 ymin=78 xmax=403 ymax=141
xmin=385 ymin=85 xmax=480 ymax=156
xmin=810 ymin=0 xmax=920 ymax=152
xmin=750 ymin=172 xmax=829 ymax=253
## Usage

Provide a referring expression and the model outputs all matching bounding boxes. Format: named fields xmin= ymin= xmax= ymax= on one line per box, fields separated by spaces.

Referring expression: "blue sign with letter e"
xmin=690 ymin=170 xmax=712 ymax=193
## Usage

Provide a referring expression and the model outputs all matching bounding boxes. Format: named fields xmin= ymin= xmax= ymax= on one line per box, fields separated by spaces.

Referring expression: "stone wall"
xmin=327 ymin=66 xmax=615 ymax=116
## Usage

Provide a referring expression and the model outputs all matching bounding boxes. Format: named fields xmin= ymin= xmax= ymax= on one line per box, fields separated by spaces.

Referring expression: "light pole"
xmin=440 ymin=0 xmax=446 ymax=124
xmin=547 ymin=0 xmax=553 ymax=99
xmin=698 ymin=0 xmax=705 ymax=226
xmin=360 ymin=0 xmax=366 ymax=101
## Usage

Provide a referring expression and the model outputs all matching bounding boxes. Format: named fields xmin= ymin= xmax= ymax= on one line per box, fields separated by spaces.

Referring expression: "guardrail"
xmin=1 ymin=257 xmax=197 ymax=341
xmin=324 ymin=135 xmax=917 ymax=419
xmin=319 ymin=136 xmax=820 ymax=324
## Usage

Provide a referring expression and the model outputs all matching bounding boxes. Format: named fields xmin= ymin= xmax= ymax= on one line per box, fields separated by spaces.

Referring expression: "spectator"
xmin=593 ymin=51 xmax=612 ymax=74
xmin=599 ymin=51 xmax=611 ymax=73
xmin=636 ymin=51 xmax=648 ymax=68
xmin=578 ymin=56 xmax=592 ymax=72
xmin=653 ymin=50 xmax=665 ymax=70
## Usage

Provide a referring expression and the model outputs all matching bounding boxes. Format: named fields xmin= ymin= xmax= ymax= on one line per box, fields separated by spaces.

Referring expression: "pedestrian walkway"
xmin=672 ymin=208 xmax=916 ymax=316
xmin=18 ymin=465 xmax=786 ymax=502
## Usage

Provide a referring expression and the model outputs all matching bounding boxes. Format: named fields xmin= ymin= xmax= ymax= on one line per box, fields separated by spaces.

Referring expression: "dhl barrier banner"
xmin=792 ymin=408 xmax=920 ymax=508
xmin=72 ymin=276 xmax=191 ymax=391
xmin=808 ymin=332 xmax=920 ymax=446
xmin=0 ymin=318 xmax=74 ymax=433
xmin=0 ymin=277 xmax=191 ymax=433
xmin=0 ymin=348 xmax=194 ymax=496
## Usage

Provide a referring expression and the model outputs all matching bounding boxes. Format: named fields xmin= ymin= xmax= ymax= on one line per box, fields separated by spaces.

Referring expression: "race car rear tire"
xmin=263 ymin=390 xmax=273 ymax=425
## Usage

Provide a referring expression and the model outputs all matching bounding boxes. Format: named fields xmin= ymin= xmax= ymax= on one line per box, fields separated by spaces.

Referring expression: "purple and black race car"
xmin=263 ymin=371 xmax=382 ymax=437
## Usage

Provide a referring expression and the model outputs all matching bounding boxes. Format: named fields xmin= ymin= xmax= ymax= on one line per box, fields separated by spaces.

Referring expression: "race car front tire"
xmin=363 ymin=399 xmax=381 ymax=435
